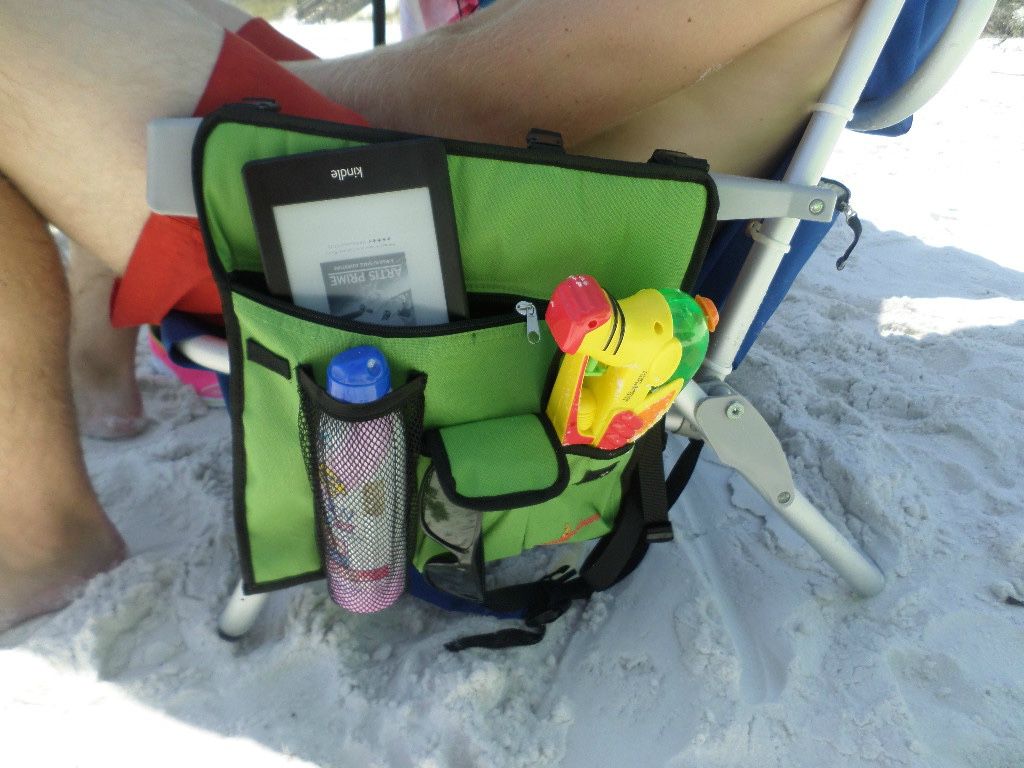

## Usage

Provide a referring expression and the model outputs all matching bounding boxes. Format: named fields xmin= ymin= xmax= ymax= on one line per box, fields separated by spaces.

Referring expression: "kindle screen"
xmin=243 ymin=138 xmax=468 ymax=326
xmin=271 ymin=185 xmax=438 ymax=324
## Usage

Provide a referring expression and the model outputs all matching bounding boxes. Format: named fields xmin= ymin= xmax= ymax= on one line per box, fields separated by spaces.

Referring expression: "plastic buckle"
xmin=647 ymin=149 xmax=710 ymax=172
xmin=524 ymin=567 xmax=578 ymax=628
xmin=526 ymin=128 xmax=565 ymax=151
xmin=526 ymin=599 xmax=572 ymax=629
xmin=645 ymin=521 xmax=674 ymax=543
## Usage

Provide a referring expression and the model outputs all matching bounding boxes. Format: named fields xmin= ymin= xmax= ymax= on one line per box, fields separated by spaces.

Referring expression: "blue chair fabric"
xmin=693 ymin=0 xmax=958 ymax=368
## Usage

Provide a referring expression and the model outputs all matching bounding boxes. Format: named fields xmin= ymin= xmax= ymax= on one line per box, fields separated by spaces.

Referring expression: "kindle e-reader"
xmin=242 ymin=139 xmax=468 ymax=326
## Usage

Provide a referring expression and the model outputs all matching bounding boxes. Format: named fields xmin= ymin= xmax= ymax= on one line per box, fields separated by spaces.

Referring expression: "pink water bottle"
xmin=320 ymin=346 xmax=406 ymax=613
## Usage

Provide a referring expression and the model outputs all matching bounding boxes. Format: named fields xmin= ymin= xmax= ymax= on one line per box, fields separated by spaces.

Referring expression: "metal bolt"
xmin=777 ymin=491 xmax=793 ymax=505
xmin=726 ymin=401 xmax=745 ymax=419
xmin=809 ymin=198 xmax=826 ymax=216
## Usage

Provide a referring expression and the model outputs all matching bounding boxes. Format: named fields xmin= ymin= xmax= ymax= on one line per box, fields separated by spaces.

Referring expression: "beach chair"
xmin=145 ymin=0 xmax=996 ymax=638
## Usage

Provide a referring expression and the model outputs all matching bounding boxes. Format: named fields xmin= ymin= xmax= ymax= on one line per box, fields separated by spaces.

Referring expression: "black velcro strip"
xmin=246 ymin=339 xmax=291 ymax=379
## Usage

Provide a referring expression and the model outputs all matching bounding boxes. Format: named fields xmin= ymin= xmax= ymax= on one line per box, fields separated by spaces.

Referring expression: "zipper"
xmin=516 ymin=301 xmax=542 ymax=344
xmin=233 ymin=281 xmax=547 ymax=340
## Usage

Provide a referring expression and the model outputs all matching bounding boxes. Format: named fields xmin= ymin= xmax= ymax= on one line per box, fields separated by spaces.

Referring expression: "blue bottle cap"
xmin=327 ymin=346 xmax=391 ymax=403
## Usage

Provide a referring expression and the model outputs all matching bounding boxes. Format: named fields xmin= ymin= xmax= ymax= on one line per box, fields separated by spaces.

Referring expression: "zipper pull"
xmin=516 ymin=301 xmax=542 ymax=344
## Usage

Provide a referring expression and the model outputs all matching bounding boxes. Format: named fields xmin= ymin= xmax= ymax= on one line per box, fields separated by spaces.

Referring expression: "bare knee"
xmin=0 ymin=1 xmax=224 ymax=272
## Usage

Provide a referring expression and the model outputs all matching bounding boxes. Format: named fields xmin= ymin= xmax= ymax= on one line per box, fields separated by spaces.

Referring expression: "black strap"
xmin=448 ymin=566 xmax=581 ymax=651
xmin=482 ymin=565 xmax=588 ymax=615
xmin=634 ymin=422 xmax=673 ymax=542
xmin=444 ymin=426 xmax=673 ymax=651
xmin=446 ymin=627 xmax=546 ymax=652
xmin=579 ymin=481 xmax=648 ymax=591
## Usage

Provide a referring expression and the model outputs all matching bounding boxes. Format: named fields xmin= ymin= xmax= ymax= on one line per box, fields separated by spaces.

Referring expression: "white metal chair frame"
xmin=144 ymin=0 xmax=996 ymax=638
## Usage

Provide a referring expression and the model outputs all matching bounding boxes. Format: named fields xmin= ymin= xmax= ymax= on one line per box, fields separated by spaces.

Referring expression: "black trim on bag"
xmin=576 ymin=465 xmax=620 ymax=485
xmin=192 ymin=111 xmax=255 ymax=593
xmin=562 ymin=442 xmax=634 ymax=460
xmin=231 ymin=277 xmax=541 ymax=340
xmin=422 ymin=415 xmax=570 ymax=513
xmin=681 ymin=179 xmax=718 ymax=294
xmin=219 ymin=277 xmax=260 ymax=592
xmin=239 ymin=569 xmax=325 ymax=595
xmin=246 ymin=339 xmax=291 ymax=379
xmin=200 ymin=102 xmax=720 ymax=184
xmin=647 ymin=148 xmax=718 ymax=293
xmin=297 ymin=365 xmax=428 ymax=422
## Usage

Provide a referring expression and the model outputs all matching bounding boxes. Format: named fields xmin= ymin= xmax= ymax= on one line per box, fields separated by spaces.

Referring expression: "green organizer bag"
xmin=192 ymin=103 xmax=717 ymax=646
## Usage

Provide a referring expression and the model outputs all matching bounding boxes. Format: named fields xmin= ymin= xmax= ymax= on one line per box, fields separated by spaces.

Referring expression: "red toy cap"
xmin=545 ymin=275 xmax=612 ymax=354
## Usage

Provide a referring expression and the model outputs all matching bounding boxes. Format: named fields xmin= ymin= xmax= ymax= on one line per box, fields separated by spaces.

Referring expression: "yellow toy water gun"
xmin=545 ymin=275 xmax=718 ymax=450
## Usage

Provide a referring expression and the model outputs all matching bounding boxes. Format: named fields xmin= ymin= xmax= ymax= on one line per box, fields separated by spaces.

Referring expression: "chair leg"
xmin=669 ymin=380 xmax=885 ymax=597
xmin=763 ymin=488 xmax=885 ymax=597
xmin=217 ymin=579 xmax=269 ymax=640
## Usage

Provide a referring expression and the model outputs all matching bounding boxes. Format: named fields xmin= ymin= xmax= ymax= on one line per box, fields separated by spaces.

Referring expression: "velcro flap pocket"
xmin=425 ymin=414 xmax=569 ymax=512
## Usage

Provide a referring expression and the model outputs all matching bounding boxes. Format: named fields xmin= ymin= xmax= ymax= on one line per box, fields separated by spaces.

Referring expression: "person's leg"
xmin=288 ymin=0 xmax=864 ymax=157
xmin=181 ymin=0 xmax=252 ymax=30
xmin=0 ymin=1 xmax=224 ymax=630
xmin=0 ymin=177 xmax=127 ymax=631
xmin=0 ymin=4 xmax=223 ymax=266
xmin=65 ymin=0 xmax=255 ymax=440
xmin=67 ymin=243 xmax=146 ymax=440
xmin=576 ymin=0 xmax=865 ymax=175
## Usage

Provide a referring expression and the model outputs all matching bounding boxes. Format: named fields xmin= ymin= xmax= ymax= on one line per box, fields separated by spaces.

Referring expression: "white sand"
xmin=2 ymin=25 xmax=1022 ymax=768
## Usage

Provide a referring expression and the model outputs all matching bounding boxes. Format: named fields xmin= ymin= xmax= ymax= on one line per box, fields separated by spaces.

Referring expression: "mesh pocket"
xmin=298 ymin=367 xmax=426 ymax=613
